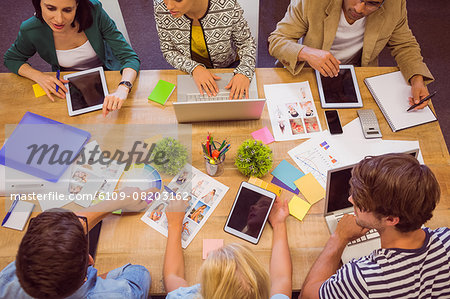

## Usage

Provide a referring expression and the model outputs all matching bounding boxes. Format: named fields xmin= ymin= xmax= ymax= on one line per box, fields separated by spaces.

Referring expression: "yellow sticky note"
xmin=294 ymin=173 xmax=325 ymax=205
xmin=288 ymin=195 xmax=311 ymax=221
xmin=32 ymin=84 xmax=46 ymax=98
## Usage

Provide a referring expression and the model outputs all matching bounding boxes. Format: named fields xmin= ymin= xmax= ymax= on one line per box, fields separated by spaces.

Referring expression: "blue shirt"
xmin=0 ymin=262 xmax=150 ymax=299
xmin=166 ymin=284 xmax=290 ymax=299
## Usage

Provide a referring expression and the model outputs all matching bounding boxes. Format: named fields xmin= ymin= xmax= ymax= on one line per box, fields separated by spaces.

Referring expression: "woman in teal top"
xmin=4 ymin=0 xmax=140 ymax=116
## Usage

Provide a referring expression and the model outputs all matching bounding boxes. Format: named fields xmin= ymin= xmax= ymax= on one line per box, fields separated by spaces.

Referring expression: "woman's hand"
xmin=34 ymin=72 xmax=69 ymax=102
xmin=225 ymin=73 xmax=250 ymax=99
xmin=103 ymin=85 xmax=129 ymax=116
xmin=192 ymin=65 xmax=221 ymax=97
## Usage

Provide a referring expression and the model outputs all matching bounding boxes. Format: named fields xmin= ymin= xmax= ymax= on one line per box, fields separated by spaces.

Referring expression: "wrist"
xmin=297 ymin=46 xmax=309 ymax=62
xmin=330 ymin=232 xmax=350 ymax=248
xmin=410 ymin=75 xmax=424 ymax=86
xmin=117 ymin=84 xmax=130 ymax=95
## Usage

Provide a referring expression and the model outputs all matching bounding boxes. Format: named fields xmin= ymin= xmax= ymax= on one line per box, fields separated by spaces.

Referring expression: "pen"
xmin=56 ymin=69 xmax=60 ymax=93
xmin=407 ymin=91 xmax=437 ymax=112
xmin=2 ymin=195 xmax=20 ymax=226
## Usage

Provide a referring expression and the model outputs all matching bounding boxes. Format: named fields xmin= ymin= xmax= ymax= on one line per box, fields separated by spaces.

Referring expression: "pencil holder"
xmin=204 ymin=154 xmax=225 ymax=177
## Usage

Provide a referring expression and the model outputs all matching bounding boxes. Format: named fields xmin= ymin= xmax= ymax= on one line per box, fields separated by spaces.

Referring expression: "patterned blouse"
xmin=154 ymin=0 xmax=256 ymax=80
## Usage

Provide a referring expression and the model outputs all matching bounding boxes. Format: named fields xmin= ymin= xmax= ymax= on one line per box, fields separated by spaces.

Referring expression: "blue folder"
xmin=0 ymin=112 xmax=91 ymax=182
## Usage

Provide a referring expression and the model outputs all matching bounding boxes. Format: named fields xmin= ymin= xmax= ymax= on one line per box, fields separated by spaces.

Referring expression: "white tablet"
xmin=64 ymin=67 xmax=109 ymax=116
xmin=316 ymin=65 xmax=363 ymax=108
xmin=224 ymin=181 xmax=277 ymax=244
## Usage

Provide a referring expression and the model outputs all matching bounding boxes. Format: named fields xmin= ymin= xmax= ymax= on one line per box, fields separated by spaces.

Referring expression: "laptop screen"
xmin=326 ymin=165 xmax=354 ymax=214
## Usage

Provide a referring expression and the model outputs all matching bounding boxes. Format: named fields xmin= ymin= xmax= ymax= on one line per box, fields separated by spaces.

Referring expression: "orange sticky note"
xmin=32 ymin=84 xmax=46 ymax=98
xmin=248 ymin=177 xmax=282 ymax=196
xmin=203 ymin=239 xmax=224 ymax=259
xmin=288 ymin=195 xmax=311 ymax=221
xmin=294 ymin=173 xmax=325 ymax=205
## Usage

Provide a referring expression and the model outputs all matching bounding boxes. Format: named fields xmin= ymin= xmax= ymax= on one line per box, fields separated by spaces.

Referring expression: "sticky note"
xmin=288 ymin=195 xmax=311 ymax=221
xmin=148 ymin=80 xmax=176 ymax=105
xmin=294 ymin=173 xmax=325 ymax=205
xmin=203 ymin=239 xmax=224 ymax=259
xmin=271 ymin=160 xmax=304 ymax=191
xmin=251 ymin=127 xmax=275 ymax=144
xmin=32 ymin=84 xmax=46 ymax=98
xmin=248 ymin=177 xmax=282 ymax=196
xmin=271 ymin=176 xmax=300 ymax=195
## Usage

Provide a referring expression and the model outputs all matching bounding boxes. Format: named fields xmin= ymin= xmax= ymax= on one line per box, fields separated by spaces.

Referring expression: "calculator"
xmin=357 ymin=109 xmax=382 ymax=139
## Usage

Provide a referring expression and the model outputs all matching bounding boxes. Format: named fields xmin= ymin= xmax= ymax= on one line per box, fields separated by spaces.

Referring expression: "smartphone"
xmin=325 ymin=110 xmax=343 ymax=134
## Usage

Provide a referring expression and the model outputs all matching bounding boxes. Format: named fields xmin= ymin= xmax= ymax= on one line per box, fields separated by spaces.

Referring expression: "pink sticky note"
xmin=203 ymin=239 xmax=224 ymax=259
xmin=251 ymin=127 xmax=275 ymax=144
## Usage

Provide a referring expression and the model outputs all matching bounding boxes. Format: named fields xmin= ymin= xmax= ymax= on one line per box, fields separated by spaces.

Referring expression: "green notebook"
xmin=148 ymin=79 xmax=176 ymax=105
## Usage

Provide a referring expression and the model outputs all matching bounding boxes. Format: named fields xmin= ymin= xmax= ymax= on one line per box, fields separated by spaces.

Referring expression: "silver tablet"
xmin=224 ymin=181 xmax=276 ymax=244
xmin=64 ymin=67 xmax=109 ymax=116
xmin=316 ymin=65 xmax=363 ymax=108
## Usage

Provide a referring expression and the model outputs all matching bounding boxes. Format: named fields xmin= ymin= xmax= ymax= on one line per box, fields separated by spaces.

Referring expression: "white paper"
xmin=3 ymin=201 xmax=34 ymax=231
xmin=264 ymin=82 xmax=323 ymax=141
xmin=288 ymin=118 xmax=423 ymax=187
xmin=141 ymin=164 xmax=229 ymax=248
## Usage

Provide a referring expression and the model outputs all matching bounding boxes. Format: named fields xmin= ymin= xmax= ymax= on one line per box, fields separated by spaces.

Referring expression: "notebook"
xmin=364 ymin=71 xmax=437 ymax=132
xmin=148 ymin=79 xmax=176 ymax=105
xmin=2 ymin=200 xmax=35 ymax=231
xmin=0 ymin=112 xmax=91 ymax=182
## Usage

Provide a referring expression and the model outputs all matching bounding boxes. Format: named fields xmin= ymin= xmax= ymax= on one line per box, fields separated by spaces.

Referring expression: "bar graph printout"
xmin=288 ymin=137 xmax=342 ymax=188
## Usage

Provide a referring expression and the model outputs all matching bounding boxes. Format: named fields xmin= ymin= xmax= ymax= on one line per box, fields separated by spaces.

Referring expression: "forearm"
xmin=17 ymin=63 xmax=43 ymax=83
xmin=163 ymin=224 xmax=186 ymax=291
xmin=301 ymin=234 xmax=347 ymax=299
xmin=270 ymin=223 xmax=292 ymax=297
xmin=76 ymin=200 xmax=117 ymax=230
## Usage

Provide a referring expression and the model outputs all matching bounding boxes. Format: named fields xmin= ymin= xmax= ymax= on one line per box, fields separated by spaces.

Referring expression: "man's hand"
xmin=111 ymin=187 xmax=158 ymax=212
xmin=225 ymin=73 xmax=250 ymax=99
xmin=409 ymin=75 xmax=430 ymax=110
xmin=269 ymin=191 xmax=290 ymax=228
xmin=192 ymin=66 xmax=221 ymax=97
xmin=103 ymin=85 xmax=128 ymax=117
xmin=298 ymin=46 xmax=341 ymax=77
xmin=333 ymin=214 xmax=370 ymax=243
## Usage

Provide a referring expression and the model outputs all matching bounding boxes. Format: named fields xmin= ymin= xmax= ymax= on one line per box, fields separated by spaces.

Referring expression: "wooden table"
xmin=0 ymin=67 xmax=449 ymax=294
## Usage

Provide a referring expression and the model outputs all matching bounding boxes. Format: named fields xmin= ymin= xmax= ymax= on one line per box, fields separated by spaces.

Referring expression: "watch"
xmin=118 ymin=80 xmax=133 ymax=91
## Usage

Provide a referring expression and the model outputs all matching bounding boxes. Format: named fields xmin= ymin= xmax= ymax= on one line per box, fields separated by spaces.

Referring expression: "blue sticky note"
xmin=271 ymin=176 xmax=300 ymax=195
xmin=271 ymin=160 xmax=304 ymax=191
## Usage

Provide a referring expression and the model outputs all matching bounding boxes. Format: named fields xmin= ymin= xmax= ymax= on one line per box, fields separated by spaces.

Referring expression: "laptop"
xmin=174 ymin=73 xmax=266 ymax=123
xmin=324 ymin=149 xmax=419 ymax=264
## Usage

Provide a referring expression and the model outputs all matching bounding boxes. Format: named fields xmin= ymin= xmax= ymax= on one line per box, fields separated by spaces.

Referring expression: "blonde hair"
xmin=199 ymin=243 xmax=270 ymax=299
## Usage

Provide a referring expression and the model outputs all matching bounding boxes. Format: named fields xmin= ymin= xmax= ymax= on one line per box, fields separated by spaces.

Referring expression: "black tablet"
xmin=64 ymin=67 xmax=109 ymax=116
xmin=224 ymin=181 xmax=276 ymax=244
xmin=316 ymin=65 xmax=363 ymax=108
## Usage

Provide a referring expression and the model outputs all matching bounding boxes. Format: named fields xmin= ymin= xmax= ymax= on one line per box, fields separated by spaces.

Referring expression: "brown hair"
xmin=32 ymin=0 xmax=93 ymax=33
xmin=16 ymin=209 xmax=89 ymax=298
xmin=350 ymin=153 xmax=440 ymax=232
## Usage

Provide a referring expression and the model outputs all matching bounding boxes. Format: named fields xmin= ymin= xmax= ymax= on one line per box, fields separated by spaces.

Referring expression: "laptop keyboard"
xmin=186 ymin=91 xmax=230 ymax=102
xmin=336 ymin=214 xmax=380 ymax=247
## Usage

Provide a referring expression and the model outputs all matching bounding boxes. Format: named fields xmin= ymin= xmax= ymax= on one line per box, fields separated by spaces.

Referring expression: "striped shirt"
xmin=320 ymin=227 xmax=450 ymax=298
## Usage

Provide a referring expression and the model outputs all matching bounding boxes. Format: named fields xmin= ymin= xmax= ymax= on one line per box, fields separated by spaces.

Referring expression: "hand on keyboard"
xmin=225 ymin=73 xmax=250 ymax=100
xmin=334 ymin=214 xmax=370 ymax=244
xmin=192 ymin=66 xmax=221 ymax=97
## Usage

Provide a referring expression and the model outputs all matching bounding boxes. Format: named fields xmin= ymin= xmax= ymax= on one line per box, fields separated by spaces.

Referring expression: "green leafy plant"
xmin=152 ymin=137 xmax=188 ymax=175
xmin=235 ymin=139 xmax=273 ymax=177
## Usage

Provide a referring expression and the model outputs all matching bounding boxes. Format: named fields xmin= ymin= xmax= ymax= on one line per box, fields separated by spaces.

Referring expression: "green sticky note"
xmin=148 ymin=80 xmax=176 ymax=105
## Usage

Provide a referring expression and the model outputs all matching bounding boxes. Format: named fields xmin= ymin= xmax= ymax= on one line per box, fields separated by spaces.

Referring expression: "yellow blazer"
xmin=268 ymin=0 xmax=433 ymax=84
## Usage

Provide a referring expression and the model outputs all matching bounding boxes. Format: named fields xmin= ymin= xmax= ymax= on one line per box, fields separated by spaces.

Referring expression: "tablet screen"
xmin=68 ymin=71 xmax=105 ymax=111
xmin=320 ymin=69 xmax=358 ymax=103
xmin=227 ymin=187 xmax=274 ymax=238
